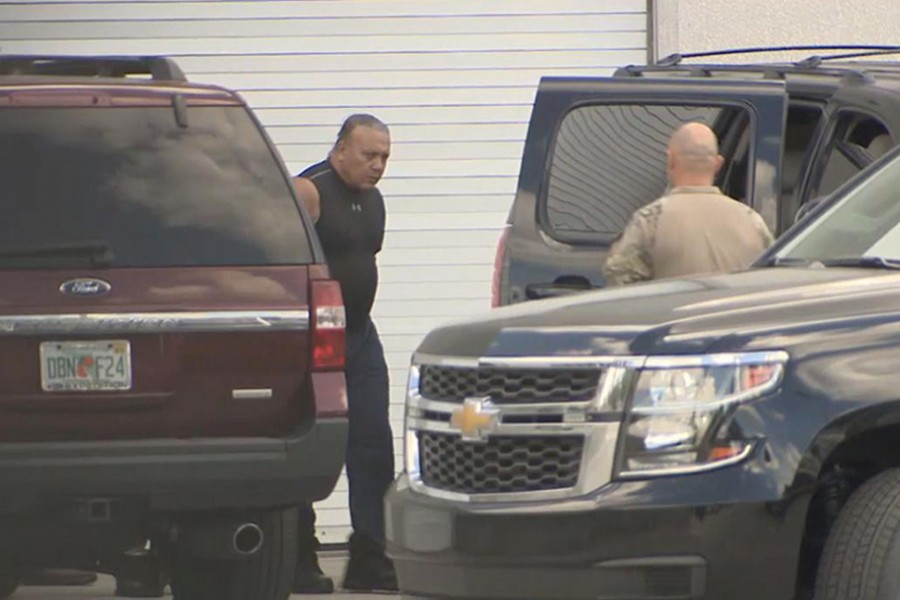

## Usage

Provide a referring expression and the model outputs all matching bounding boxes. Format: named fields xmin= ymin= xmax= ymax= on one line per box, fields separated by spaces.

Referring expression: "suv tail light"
xmin=311 ymin=280 xmax=346 ymax=371
xmin=491 ymin=225 xmax=512 ymax=308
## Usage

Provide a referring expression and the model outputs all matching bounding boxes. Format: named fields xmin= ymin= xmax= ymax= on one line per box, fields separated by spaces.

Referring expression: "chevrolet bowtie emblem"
xmin=450 ymin=397 xmax=500 ymax=442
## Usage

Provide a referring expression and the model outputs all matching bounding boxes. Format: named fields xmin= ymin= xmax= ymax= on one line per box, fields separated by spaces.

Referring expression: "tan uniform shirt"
xmin=602 ymin=186 xmax=774 ymax=285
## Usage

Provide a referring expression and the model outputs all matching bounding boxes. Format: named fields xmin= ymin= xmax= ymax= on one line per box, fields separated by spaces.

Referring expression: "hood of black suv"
xmin=417 ymin=267 xmax=900 ymax=358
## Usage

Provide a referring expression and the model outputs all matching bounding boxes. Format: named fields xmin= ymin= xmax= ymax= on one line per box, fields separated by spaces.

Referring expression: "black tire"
xmin=814 ymin=468 xmax=900 ymax=600
xmin=170 ymin=507 xmax=298 ymax=600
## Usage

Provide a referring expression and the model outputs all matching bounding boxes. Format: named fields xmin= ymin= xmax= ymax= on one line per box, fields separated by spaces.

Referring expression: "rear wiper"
xmin=816 ymin=256 xmax=900 ymax=270
xmin=0 ymin=241 xmax=114 ymax=267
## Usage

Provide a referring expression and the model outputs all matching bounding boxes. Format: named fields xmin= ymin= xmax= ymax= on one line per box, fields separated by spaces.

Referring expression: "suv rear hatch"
xmin=0 ymin=84 xmax=327 ymax=442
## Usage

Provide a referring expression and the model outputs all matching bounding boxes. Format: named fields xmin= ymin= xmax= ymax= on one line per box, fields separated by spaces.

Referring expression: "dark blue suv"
xmin=492 ymin=46 xmax=900 ymax=306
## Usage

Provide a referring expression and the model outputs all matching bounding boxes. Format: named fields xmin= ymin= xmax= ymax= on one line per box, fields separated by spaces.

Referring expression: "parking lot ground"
xmin=11 ymin=549 xmax=399 ymax=600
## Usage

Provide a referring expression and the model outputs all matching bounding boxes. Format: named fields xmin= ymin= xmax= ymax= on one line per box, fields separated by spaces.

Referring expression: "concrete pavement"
xmin=11 ymin=550 xmax=400 ymax=600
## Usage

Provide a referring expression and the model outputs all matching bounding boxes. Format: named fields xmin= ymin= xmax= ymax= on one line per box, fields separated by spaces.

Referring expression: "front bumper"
xmin=0 ymin=418 xmax=347 ymax=513
xmin=386 ymin=462 xmax=808 ymax=600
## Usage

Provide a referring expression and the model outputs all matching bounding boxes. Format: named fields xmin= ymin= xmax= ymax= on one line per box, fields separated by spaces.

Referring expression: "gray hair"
xmin=335 ymin=114 xmax=389 ymax=147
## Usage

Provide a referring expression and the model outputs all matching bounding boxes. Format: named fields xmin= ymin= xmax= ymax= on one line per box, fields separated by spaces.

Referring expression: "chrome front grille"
xmin=419 ymin=432 xmax=583 ymax=494
xmin=418 ymin=365 xmax=602 ymax=403
xmin=407 ymin=357 xmax=628 ymax=501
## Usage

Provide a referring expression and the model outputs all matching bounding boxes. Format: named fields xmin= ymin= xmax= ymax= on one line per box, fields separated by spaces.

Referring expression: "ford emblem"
xmin=59 ymin=278 xmax=112 ymax=297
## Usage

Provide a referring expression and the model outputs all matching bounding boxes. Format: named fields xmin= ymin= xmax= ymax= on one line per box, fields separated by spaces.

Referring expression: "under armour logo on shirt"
xmin=351 ymin=203 xmax=362 ymax=212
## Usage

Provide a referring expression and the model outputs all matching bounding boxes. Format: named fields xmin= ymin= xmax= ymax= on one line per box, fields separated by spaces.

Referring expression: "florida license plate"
xmin=40 ymin=340 xmax=132 ymax=391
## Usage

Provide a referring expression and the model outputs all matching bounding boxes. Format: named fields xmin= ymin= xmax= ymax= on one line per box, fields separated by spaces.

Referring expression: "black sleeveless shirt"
xmin=299 ymin=160 xmax=385 ymax=332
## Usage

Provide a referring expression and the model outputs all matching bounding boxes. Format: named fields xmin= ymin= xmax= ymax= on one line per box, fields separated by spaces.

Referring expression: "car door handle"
xmin=525 ymin=277 xmax=592 ymax=300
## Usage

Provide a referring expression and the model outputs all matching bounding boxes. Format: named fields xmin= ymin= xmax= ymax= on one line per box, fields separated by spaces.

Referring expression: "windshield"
xmin=0 ymin=105 xmax=311 ymax=268
xmin=775 ymin=150 xmax=900 ymax=264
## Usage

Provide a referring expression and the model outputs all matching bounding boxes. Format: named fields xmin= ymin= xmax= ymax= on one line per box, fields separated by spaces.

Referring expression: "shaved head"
xmin=666 ymin=122 xmax=723 ymax=186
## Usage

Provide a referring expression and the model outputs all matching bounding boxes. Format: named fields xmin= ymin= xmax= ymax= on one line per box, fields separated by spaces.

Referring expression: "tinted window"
xmin=0 ymin=106 xmax=311 ymax=268
xmin=780 ymin=151 xmax=900 ymax=260
xmin=810 ymin=112 xmax=892 ymax=200
xmin=544 ymin=104 xmax=742 ymax=241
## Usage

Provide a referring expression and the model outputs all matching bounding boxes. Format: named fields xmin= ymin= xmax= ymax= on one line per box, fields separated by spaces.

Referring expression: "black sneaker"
xmin=341 ymin=552 xmax=398 ymax=592
xmin=294 ymin=569 xmax=335 ymax=594
xmin=112 ymin=551 xmax=168 ymax=598
xmin=293 ymin=548 xmax=334 ymax=594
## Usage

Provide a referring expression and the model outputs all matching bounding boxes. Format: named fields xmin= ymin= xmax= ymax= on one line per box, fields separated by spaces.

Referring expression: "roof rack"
xmin=617 ymin=45 xmax=900 ymax=83
xmin=799 ymin=48 xmax=900 ymax=64
xmin=656 ymin=45 xmax=900 ymax=66
xmin=0 ymin=55 xmax=186 ymax=81
xmin=614 ymin=62 xmax=877 ymax=83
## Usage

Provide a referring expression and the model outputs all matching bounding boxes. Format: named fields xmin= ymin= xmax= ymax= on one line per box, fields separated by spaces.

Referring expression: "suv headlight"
xmin=618 ymin=351 xmax=788 ymax=477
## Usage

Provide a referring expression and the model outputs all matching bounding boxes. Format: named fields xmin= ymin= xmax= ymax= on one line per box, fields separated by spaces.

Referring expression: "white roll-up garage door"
xmin=0 ymin=0 xmax=649 ymax=543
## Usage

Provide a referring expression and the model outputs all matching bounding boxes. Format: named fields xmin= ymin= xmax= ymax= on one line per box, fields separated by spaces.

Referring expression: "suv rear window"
xmin=543 ymin=103 xmax=749 ymax=242
xmin=0 ymin=105 xmax=311 ymax=268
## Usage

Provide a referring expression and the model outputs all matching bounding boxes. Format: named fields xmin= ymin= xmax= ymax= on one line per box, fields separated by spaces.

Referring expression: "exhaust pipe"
xmin=178 ymin=519 xmax=265 ymax=560
xmin=232 ymin=522 xmax=264 ymax=556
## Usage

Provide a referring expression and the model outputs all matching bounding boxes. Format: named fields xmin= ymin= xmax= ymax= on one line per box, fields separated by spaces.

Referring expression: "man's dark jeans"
xmin=299 ymin=317 xmax=394 ymax=550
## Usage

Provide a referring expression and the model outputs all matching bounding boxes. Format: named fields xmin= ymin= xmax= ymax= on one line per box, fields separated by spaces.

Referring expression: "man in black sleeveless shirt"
xmin=292 ymin=115 xmax=396 ymax=593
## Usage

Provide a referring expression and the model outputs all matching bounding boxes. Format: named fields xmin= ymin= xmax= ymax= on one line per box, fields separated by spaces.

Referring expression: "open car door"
xmin=506 ymin=76 xmax=787 ymax=302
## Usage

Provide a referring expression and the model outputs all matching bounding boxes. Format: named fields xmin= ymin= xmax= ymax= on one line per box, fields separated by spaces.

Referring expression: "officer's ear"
xmin=713 ymin=154 xmax=725 ymax=175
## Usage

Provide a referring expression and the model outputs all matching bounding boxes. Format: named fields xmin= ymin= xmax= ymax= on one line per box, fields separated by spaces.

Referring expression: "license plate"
xmin=40 ymin=340 xmax=132 ymax=391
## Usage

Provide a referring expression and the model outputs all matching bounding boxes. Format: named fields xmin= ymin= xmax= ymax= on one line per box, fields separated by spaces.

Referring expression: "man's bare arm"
xmin=293 ymin=177 xmax=321 ymax=223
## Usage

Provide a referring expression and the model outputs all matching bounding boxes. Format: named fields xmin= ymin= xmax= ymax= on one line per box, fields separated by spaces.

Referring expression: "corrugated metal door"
xmin=0 ymin=0 xmax=648 ymax=543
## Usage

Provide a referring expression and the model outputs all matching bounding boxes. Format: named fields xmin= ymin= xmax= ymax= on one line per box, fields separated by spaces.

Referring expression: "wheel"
xmin=170 ymin=507 xmax=297 ymax=600
xmin=0 ymin=567 xmax=19 ymax=599
xmin=814 ymin=468 xmax=900 ymax=599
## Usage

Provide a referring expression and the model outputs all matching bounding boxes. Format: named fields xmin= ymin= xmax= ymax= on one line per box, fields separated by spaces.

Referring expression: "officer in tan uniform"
xmin=603 ymin=122 xmax=774 ymax=285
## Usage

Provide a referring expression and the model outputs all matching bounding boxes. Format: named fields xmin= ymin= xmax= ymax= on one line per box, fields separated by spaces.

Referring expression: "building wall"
xmin=655 ymin=0 xmax=899 ymax=62
xmin=0 ymin=0 xmax=648 ymax=543
xmin=10 ymin=0 xmax=887 ymax=544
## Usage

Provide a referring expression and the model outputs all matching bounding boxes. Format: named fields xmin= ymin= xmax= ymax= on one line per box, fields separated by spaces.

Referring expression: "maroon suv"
xmin=0 ymin=55 xmax=348 ymax=600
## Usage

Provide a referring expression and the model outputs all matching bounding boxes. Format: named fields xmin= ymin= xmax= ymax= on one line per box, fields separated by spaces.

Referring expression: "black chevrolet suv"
xmin=388 ymin=142 xmax=900 ymax=599
xmin=0 ymin=55 xmax=347 ymax=600
xmin=492 ymin=45 xmax=900 ymax=306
